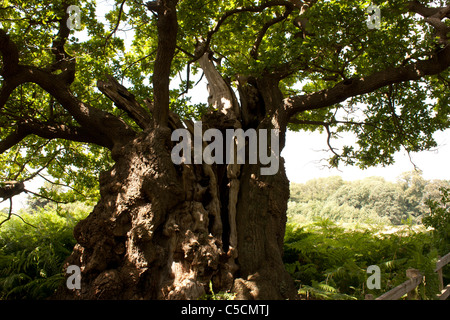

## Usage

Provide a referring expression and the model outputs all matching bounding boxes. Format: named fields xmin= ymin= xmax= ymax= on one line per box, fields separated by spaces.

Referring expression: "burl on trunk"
xmin=54 ymin=53 xmax=297 ymax=300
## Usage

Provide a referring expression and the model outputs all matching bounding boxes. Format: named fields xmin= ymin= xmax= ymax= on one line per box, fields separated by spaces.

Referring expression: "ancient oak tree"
xmin=1 ymin=0 xmax=449 ymax=299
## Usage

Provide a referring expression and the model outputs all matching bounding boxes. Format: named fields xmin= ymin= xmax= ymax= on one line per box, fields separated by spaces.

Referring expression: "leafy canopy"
xmin=0 ymin=0 xmax=449 ymax=200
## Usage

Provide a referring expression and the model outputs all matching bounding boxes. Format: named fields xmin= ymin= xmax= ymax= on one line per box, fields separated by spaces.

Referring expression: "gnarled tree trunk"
xmin=54 ymin=53 xmax=297 ymax=300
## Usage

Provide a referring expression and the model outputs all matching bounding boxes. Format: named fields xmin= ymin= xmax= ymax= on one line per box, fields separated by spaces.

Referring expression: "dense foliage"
xmin=288 ymin=171 xmax=450 ymax=225
xmin=284 ymin=219 xmax=442 ymax=300
xmin=1 ymin=0 xmax=450 ymax=188
xmin=1 ymin=172 xmax=449 ymax=300
xmin=0 ymin=202 xmax=90 ymax=299
xmin=423 ymin=186 xmax=450 ymax=254
xmin=285 ymin=172 xmax=450 ymax=300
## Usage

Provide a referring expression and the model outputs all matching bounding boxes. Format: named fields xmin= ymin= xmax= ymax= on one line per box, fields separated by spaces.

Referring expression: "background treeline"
xmin=287 ymin=171 xmax=450 ymax=226
xmin=284 ymin=171 xmax=450 ymax=300
xmin=0 ymin=171 xmax=448 ymax=300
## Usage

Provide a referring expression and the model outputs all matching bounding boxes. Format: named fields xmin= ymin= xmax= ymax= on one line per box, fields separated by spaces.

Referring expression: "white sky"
xmin=282 ymin=129 xmax=450 ymax=183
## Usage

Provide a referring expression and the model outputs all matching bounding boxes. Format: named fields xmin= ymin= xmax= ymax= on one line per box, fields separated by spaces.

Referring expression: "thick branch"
xmin=0 ymin=80 xmax=21 ymax=110
xmin=146 ymin=0 xmax=163 ymax=13
xmin=152 ymin=0 xmax=179 ymax=127
xmin=408 ymin=1 xmax=450 ymax=18
xmin=1 ymin=28 xmax=136 ymax=149
xmin=49 ymin=3 xmax=76 ymax=84
xmin=19 ymin=66 xmax=135 ymax=148
xmin=408 ymin=2 xmax=450 ymax=44
xmin=19 ymin=119 xmax=112 ymax=146
xmin=284 ymin=45 xmax=450 ymax=118
xmin=0 ymin=130 xmax=28 ymax=154
xmin=0 ymin=181 xmax=24 ymax=201
xmin=0 ymin=29 xmax=20 ymax=77
xmin=0 ymin=119 xmax=111 ymax=154
xmin=285 ymin=2 xmax=450 ymax=117
xmin=97 ymin=75 xmax=152 ymax=130
xmin=197 ymin=53 xmax=240 ymax=118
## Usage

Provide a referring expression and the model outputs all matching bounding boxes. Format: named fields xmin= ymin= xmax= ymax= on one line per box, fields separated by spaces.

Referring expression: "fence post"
xmin=406 ymin=268 xmax=421 ymax=300
xmin=437 ymin=256 xmax=444 ymax=293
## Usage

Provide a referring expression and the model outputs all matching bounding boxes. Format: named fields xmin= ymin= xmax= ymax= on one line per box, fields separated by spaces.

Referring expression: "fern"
xmin=0 ymin=202 xmax=90 ymax=299
xmin=0 ymin=247 xmax=66 ymax=299
xmin=298 ymin=280 xmax=357 ymax=300
xmin=284 ymin=219 xmax=442 ymax=300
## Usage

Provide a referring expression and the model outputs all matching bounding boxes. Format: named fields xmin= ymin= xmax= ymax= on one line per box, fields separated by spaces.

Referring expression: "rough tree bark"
xmin=52 ymin=49 xmax=298 ymax=299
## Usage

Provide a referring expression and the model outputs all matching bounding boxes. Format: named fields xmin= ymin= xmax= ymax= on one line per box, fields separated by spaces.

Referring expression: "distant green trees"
xmin=288 ymin=171 xmax=450 ymax=226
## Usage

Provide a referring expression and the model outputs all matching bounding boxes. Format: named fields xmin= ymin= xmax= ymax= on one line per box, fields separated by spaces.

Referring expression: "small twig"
xmin=10 ymin=213 xmax=37 ymax=228
xmin=122 ymin=50 xmax=157 ymax=75
xmin=250 ymin=4 xmax=294 ymax=59
xmin=178 ymin=63 xmax=191 ymax=97
xmin=0 ymin=198 xmax=13 ymax=227
xmin=324 ymin=124 xmax=340 ymax=157
xmin=195 ymin=72 xmax=205 ymax=86
xmin=36 ymin=173 xmax=86 ymax=198
xmin=405 ymin=149 xmax=420 ymax=172
xmin=24 ymin=189 xmax=69 ymax=205
xmin=191 ymin=0 xmax=294 ymax=63
xmin=103 ymin=0 xmax=127 ymax=55
xmin=0 ymin=198 xmax=37 ymax=228
xmin=175 ymin=45 xmax=196 ymax=59
xmin=22 ymin=151 xmax=59 ymax=182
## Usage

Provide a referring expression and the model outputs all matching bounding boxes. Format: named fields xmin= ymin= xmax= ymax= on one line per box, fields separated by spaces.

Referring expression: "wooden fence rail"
xmin=435 ymin=252 xmax=450 ymax=300
xmin=366 ymin=251 xmax=450 ymax=300
xmin=374 ymin=268 xmax=422 ymax=300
